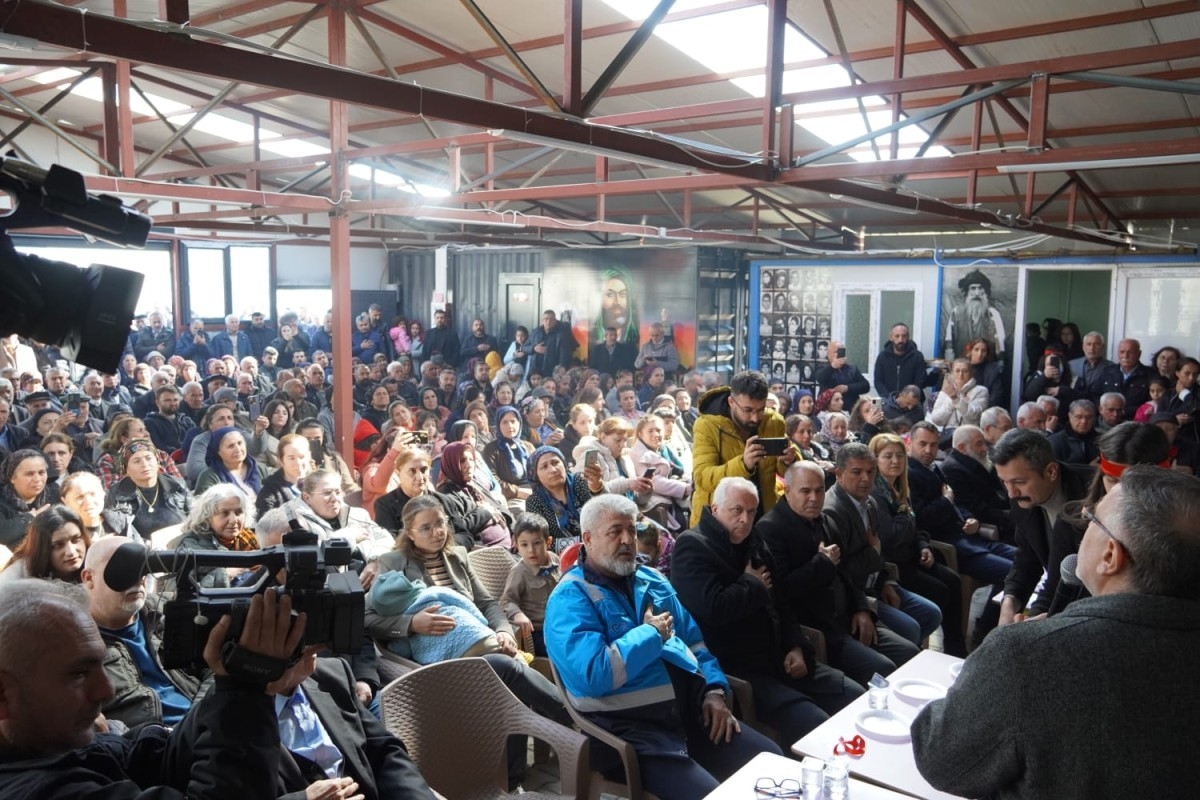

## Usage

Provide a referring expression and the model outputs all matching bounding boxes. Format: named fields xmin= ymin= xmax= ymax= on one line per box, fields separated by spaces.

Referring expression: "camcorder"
xmin=103 ymin=529 xmax=365 ymax=675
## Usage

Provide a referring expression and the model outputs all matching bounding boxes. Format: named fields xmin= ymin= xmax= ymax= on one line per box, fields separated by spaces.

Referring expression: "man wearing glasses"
xmin=992 ymin=429 xmax=1094 ymax=626
xmin=690 ymin=370 xmax=796 ymax=526
xmin=913 ymin=466 xmax=1200 ymax=798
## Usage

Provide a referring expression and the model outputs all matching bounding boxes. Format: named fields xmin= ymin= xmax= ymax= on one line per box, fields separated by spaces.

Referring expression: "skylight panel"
xmin=599 ymin=0 xmax=952 ymax=164
xmin=28 ymin=67 xmax=82 ymax=85
xmin=259 ymin=139 xmax=330 ymax=158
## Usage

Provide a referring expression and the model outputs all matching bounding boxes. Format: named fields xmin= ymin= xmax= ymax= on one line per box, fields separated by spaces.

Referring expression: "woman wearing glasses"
xmin=364 ymin=493 xmax=569 ymax=790
xmin=284 ymin=469 xmax=393 ymax=589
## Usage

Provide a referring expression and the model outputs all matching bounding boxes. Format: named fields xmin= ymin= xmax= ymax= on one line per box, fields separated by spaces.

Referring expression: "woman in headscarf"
xmin=0 ymin=449 xmax=59 ymax=548
xmin=436 ymin=440 xmax=513 ymax=549
xmin=193 ymin=427 xmax=266 ymax=499
xmin=463 ymin=401 xmax=494 ymax=449
xmin=374 ymin=446 xmax=498 ymax=551
xmin=98 ymin=415 xmax=184 ymax=491
xmin=524 ymin=445 xmax=605 ymax=554
xmin=106 ymin=439 xmax=191 ymax=540
xmin=481 ymin=405 xmax=535 ymax=510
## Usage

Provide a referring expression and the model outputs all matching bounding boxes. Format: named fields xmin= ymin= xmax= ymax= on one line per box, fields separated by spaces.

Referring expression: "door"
xmin=499 ymin=274 xmax=542 ymax=342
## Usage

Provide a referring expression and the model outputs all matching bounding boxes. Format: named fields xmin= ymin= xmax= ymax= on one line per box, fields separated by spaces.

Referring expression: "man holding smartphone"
xmin=690 ymin=370 xmax=796 ymax=526
xmin=814 ymin=340 xmax=870 ymax=408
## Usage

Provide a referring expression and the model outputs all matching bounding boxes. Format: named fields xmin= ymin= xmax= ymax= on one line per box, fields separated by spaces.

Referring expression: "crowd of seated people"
xmin=3 ymin=301 xmax=1199 ymax=800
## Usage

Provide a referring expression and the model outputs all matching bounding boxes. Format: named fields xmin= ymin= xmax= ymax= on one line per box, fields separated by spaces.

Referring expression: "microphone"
xmin=1060 ymin=553 xmax=1081 ymax=587
xmin=103 ymin=541 xmax=151 ymax=592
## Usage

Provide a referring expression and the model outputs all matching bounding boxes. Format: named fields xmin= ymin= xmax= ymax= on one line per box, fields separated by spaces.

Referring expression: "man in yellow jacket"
xmin=690 ymin=370 xmax=795 ymax=525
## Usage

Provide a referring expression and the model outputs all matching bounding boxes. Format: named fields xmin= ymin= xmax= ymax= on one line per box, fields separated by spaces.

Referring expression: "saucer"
xmin=855 ymin=709 xmax=912 ymax=743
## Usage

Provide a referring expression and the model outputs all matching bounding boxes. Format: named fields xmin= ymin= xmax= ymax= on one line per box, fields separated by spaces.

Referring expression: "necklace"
xmin=135 ymin=483 xmax=161 ymax=512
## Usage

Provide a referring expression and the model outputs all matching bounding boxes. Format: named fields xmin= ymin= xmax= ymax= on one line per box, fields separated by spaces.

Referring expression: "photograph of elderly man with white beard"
xmin=941 ymin=267 xmax=1011 ymax=362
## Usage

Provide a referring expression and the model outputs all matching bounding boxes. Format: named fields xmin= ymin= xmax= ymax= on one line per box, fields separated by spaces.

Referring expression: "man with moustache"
xmin=943 ymin=269 xmax=1006 ymax=361
xmin=545 ymin=494 xmax=779 ymax=800
xmin=588 ymin=326 xmax=637 ymax=375
xmin=913 ymin=467 xmax=1200 ymax=799
xmin=992 ymin=428 xmax=1094 ymax=625
xmin=1096 ymin=339 xmax=1155 ymax=419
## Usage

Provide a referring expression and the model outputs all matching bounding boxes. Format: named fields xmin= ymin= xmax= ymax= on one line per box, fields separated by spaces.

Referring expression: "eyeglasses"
xmin=1082 ymin=507 xmax=1135 ymax=563
xmin=729 ymin=397 xmax=766 ymax=420
xmin=314 ymin=488 xmax=344 ymax=500
xmin=754 ymin=778 xmax=801 ymax=798
xmin=412 ymin=519 xmax=448 ymax=537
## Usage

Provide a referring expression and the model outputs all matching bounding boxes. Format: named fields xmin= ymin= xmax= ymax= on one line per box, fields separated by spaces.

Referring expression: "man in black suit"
xmin=671 ymin=476 xmax=863 ymax=744
xmin=1094 ymin=338 xmax=1155 ymax=419
xmin=179 ymin=654 xmax=436 ymax=800
xmin=820 ymin=447 xmax=920 ymax=679
xmin=940 ymin=424 xmax=1013 ymax=541
xmin=588 ymin=326 xmax=637 ymax=375
xmin=757 ymin=461 xmax=911 ymax=687
xmin=529 ymin=309 xmax=577 ymax=375
xmin=992 ymin=428 xmax=1094 ymax=625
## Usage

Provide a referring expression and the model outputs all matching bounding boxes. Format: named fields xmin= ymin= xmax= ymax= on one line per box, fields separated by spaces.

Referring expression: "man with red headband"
xmin=992 ymin=429 xmax=1093 ymax=625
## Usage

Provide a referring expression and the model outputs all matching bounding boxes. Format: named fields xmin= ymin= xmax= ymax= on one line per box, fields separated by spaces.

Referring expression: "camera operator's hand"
xmin=265 ymin=643 xmax=325 ymax=696
xmin=410 ymin=604 xmax=457 ymax=635
xmin=204 ymin=590 xmax=306 ymax=678
xmin=307 ymin=777 xmax=363 ymax=800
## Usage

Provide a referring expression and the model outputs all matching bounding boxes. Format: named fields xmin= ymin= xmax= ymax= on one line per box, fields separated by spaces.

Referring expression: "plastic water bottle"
xmin=824 ymin=754 xmax=850 ymax=800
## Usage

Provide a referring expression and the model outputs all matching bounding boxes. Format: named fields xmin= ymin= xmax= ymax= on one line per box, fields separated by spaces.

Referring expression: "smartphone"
xmin=642 ymin=468 xmax=656 ymax=479
xmin=870 ymin=396 xmax=881 ymax=409
xmin=1047 ymin=355 xmax=1061 ymax=370
xmin=248 ymin=398 xmax=262 ymax=420
xmin=836 ymin=346 xmax=846 ymax=359
xmin=584 ymin=450 xmax=601 ymax=470
xmin=76 ymin=397 xmax=89 ymax=411
xmin=758 ymin=437 xmax=789 ymax=456
xmin=411 ymin=429 xmax=430 ymax=444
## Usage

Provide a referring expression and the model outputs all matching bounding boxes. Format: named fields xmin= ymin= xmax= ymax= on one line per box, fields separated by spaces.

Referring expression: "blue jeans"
xmin=878 ymin=586 xmax=942 ymax=643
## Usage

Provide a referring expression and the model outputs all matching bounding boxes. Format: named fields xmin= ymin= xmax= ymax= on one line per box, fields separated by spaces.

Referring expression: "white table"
xmin=791 ymin=650 xmax=969 ymax=800
xmin=704 ymin=752 xmax=913 ymax=799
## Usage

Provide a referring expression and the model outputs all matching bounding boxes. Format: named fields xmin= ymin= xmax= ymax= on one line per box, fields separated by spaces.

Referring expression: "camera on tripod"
xmin=103 ymin=530 xmax=365 ymax=671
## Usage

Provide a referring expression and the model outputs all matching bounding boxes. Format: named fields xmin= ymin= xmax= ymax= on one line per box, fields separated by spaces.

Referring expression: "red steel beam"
xmin=562 ymin=0 xmax=583 ymax=115
xmin=781 ymin=36 xmax=1200 ymax=108
xmin=891 ymin=0 xmax=906 ymax=160
xmin=1 ymin=2 xmax=773 ymax=181
xmin=762 ymin=0 xmax=787 ymax=162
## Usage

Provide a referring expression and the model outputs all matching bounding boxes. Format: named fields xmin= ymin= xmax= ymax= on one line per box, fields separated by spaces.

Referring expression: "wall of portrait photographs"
xmin=755 ymin=266 xmax=835 ymax=397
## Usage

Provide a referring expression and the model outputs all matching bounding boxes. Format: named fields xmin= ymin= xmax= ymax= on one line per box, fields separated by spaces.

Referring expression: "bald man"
xmin=82 ymin=536 xmax=200 ymax=728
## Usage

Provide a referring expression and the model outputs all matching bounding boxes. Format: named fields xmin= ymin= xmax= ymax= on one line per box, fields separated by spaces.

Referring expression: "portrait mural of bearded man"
xmin=592 ymin=265 xmax=640 ymax=345
xmin=941 ymin=266 xmax=1014 ymax=363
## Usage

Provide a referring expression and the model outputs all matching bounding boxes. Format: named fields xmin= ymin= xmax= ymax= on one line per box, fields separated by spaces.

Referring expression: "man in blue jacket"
xmin=210 ymin=314 xmax=251 ymax=362
xmin=545 ymin=494 xmax=779 ymax=800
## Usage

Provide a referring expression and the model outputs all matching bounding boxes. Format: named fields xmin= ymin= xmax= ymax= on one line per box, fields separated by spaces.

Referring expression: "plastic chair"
xmin=379 ymin=657 xmax=589 ymax=800
xmin=466 ymin=544 xmax=517 ymax=601
xmin=549 ymin=661 xmax=661 ymax=800
xmin=929 ymin=539 xmax=988 ymax=645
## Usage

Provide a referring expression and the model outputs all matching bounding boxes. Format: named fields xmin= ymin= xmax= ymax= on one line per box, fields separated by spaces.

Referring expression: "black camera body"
xmin=104 ymin=531 xmax=365 ymax=671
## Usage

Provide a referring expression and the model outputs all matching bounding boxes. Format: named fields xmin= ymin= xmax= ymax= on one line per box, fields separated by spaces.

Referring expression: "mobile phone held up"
xmin=584 ymin=450 xmax=602 ymax=471
xmin=758 ymin=437 xmax=789 ymax=456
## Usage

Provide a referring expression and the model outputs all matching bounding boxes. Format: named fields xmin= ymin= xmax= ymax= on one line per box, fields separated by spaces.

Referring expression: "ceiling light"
xmin=995 ymin=153 xmax=1200 ymax=173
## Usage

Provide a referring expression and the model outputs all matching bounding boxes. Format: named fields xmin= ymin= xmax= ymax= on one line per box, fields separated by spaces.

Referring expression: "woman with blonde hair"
xmin=868 ymin=433 xmax=964 ymax=656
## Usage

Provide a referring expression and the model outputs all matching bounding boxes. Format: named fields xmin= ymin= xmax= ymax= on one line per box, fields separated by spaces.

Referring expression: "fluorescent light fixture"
xmin=0 ymin=33 xmax=38 ymax=51
xmin=995 ymin=153 xmax=1200 ymax=173
xmin=828 ymin=194 xmax=920 ymax=215
xmin=488 ymin=129 xmax=697 ymax=173
xmin=415 ymin=213 xmax=526 ymax=229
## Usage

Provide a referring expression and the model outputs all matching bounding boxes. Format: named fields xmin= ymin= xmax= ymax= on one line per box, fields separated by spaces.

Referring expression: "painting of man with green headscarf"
xmin=594 ymin=265 xmax=639 ymax=345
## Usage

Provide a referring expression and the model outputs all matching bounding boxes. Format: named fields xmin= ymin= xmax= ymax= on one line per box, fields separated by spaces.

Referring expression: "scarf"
xmin=494 ymin=405 xmax=529 ymax=481
xmin=204 ymin=426 xmax=262 ymax=494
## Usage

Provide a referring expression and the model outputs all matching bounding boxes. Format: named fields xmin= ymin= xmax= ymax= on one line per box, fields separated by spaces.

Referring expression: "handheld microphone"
xmin=1059 ymin=553 xmax=1081 ymax=587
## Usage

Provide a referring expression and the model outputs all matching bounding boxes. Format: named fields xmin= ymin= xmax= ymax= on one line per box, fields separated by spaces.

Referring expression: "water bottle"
xmin=824 ymin=754 xmax=850 ymax=800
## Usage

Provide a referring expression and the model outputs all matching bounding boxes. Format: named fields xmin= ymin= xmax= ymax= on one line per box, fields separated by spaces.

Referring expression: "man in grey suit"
xmin=913 ymin=466 xmax=1200 ymax=799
